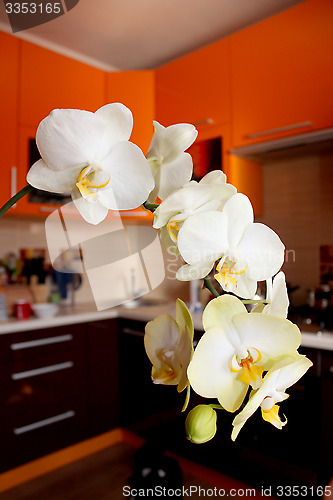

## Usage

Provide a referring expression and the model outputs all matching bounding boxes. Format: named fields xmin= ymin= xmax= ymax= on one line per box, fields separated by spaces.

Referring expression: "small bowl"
xmin=32 ymin=303 xmax=59 ymax=319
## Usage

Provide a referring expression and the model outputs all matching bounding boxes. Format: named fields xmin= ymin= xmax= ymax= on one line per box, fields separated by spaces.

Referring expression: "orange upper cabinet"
xmin=105 ymin=70 xmax=155 ymax=221
xmin=230 ymin=0 xmax=333 ymax=147
xmin=105 ymin=70 xmax=155 ymax=154
xmin=0 ymin=32 xmax=19 ymax=210
xmin=20 ymin=41 xmax=105 ymax=129
xmin=14 ymin=41 xmax=105 ymax=216
xmin=155 ymin=38 xmax=231 ymax=128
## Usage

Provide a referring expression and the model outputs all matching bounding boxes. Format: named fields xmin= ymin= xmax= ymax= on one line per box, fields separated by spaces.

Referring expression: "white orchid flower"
xmin=144 ymin=299 xmax=194 ymax=393
xmin=153 ymin=170 xmax=237 ymax=255
xmin=231 ymin=354 xmax=313 ymax=440
xmin=253 ymin=271 xmax=289 ymax=318
xmin=176 ymin=193 xmax=285 ymax=299
xmin=146 ymin=121 xmax=198 ymax=202
xmin=187 ymin=295 xmax=301 ymax=413
xmin=27 ymin=103 xmax=155 ymax=225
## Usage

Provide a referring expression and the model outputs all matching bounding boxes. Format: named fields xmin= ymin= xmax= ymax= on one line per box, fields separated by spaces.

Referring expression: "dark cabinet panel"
xmin=118 ymin=319 xmax=182 ymax=427
xmin=0 ymin=319 xmax=119 ymax=472
xmin=86 ymin=319 xmax=120 ymax=435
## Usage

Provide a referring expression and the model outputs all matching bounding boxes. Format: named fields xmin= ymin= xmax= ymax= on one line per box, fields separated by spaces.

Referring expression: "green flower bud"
xmin=185 ymin=404 xmax=217 ymax=444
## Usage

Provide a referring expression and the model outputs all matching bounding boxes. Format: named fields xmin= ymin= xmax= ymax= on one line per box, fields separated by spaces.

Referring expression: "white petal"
xmin=27 ymin=159 xmax=78 ymax=193
xmin=199 ymin=170 xmax=227 ymax=185
xmin=147 ymin=121 xmax=197 ymax=164
xmin=176 ymin=261 xmax=214 ymax=281
xmin=94 ymin=102 xmax=133 ymax=149
xmin=233 ymin=313 xmax=301 ymax=363
xmin=155 ymin=153 xmax=193 ymax=200
xmin=231 ymin=274 xmax=258 ymax=299
xmin=176 ymin=298 xmax=194 ymax=340
xmin=237 ymin=223 xmax=285 ymax=281
xmin=202 ymin=294 xmax=247 ymax=334
xmin=99 ymin=141 xmax=154 ymax=210
xmin=275 ymin=355 xmax=313 ymax=391
xmin=36 ymin=104 xmax=133 ymax=172
xmin=144 ymin=314 xmax=180 ymax=367
xmin=187 ymin=328 xmax=233 ymax=398
xmin=263 ymin=271 xmax=289 ymax=318
xmin=177 ymin=211 xmax=228 ymax=266
xmin=232 ymin=383 xmax=272 ymax=440
xmin=188 ymin=327 xmax=247 ymax=412
xmin=71 ymin=186 xmax=108 ymax=225
xmin=153 ymin=182 xmax=235 ymax=229
xmin=223 ymin=193 xmax=254 ymax=249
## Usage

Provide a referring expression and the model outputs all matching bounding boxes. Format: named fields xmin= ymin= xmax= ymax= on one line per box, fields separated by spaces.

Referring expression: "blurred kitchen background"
xmin=0 ymin=0 xmax=333 ymax=497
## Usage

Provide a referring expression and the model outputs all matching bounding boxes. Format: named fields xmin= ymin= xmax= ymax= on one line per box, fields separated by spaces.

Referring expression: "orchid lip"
xmin=76 ymin=165 xmax=111 ymax=198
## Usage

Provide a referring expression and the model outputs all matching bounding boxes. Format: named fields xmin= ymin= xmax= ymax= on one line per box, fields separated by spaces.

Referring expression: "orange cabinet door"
xmin=156 ymin=38 xmax=231 ymax=129
xmin=0 ymin=32 xmax=19 ymax=212
xmin=19 ymin=40 xmax=105 ymax=128
xmin=106 ymin=70 xmax=155 ymax=221
xmin=230 ymin=0 xmax=333 ymax=147
xmin=105 ymin=70 xmax=155 ymax=154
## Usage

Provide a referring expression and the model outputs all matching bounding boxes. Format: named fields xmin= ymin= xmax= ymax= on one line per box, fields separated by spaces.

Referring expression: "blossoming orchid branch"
xmin=0 ymin=103 xmax=312 ymax=443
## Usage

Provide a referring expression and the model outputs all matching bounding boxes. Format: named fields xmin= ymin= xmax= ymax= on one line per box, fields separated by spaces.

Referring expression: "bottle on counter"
xmin=0 ymin=286 xmax=8 ymax=320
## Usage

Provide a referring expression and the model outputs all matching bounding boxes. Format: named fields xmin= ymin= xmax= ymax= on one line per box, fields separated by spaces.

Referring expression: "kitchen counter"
xmin=0 ymin=301 xmax=332 ymax=350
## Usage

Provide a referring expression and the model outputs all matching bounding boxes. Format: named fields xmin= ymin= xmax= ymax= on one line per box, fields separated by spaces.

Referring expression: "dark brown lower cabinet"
xmin=0 ymin=319 xmax=119 ymax=472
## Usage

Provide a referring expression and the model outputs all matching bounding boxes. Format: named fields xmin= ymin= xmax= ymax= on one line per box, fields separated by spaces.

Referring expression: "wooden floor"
xmin=0 ymin=430 xmax=259 ymax=499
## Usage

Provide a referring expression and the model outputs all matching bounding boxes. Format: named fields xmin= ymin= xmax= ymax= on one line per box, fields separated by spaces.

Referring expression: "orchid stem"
xmin=0 ymin=184 xmax=34 ymax=218
xmin=209 ymin=404 xmax=224 ymax=410
xmin=142 ymin=201 xmax=159 ymax=213
xmin=182 ymin=385 xmax=191 ymax=413
xmin=203 ymin=276 xmax=220 ymax=298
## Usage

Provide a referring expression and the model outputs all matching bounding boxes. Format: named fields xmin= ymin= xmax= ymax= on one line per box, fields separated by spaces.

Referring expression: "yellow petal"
xmin=261 ymin=404 xmax=287 ymax=429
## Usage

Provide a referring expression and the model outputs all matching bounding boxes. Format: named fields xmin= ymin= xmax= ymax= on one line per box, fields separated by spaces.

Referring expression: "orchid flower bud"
xmin=185 ymin=404 xmax=217 ymax=444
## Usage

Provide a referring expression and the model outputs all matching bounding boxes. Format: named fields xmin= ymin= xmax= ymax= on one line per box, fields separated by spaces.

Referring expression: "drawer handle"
xmin=11 ymin=334 xmax=73 ymax=351
xmin=122 ymin=327 xmax=144 ymax=337
xmin=12 ymin=361 xmax=74 ymax=380
xmin=13 ymin=410 xmax=75 ymax=435
xmin=247 ymin=121 xmax=312 ymax=139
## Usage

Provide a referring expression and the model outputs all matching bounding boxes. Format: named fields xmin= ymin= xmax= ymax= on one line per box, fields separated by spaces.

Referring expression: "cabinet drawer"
xmin=0 ymin=324 xmax=85 ymax=371
xmin=0 ymin=357 xmax=86 ymax=421
xmin=0 ymin=399 xmax=89 ymax=472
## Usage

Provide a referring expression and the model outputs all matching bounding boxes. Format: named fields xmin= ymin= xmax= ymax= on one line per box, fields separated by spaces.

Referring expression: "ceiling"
xmin=0 ymin=0 xmax=302 ymax=71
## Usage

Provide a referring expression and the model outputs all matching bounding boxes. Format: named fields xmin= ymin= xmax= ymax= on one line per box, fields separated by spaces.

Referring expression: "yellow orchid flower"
xmin=187 ymin=295 xmax=301 ymax=413
xmin=231 ymin=355 xmax=313 ymax=440
xmin=144 ymin=299 xmax=194 ymax=394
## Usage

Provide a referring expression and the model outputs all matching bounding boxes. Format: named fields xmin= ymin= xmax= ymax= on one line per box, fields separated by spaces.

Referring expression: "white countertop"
xmin=0 ymin=301 xmax=332 ymax=351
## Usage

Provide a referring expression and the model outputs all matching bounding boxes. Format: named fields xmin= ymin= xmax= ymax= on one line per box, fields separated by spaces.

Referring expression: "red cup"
xmin=14 ymin=300 xmax=32 ymax=320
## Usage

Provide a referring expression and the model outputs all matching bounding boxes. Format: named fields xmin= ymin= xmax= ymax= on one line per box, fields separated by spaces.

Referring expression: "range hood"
xmin=230 ymin=127 xmax=333 ymax=161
